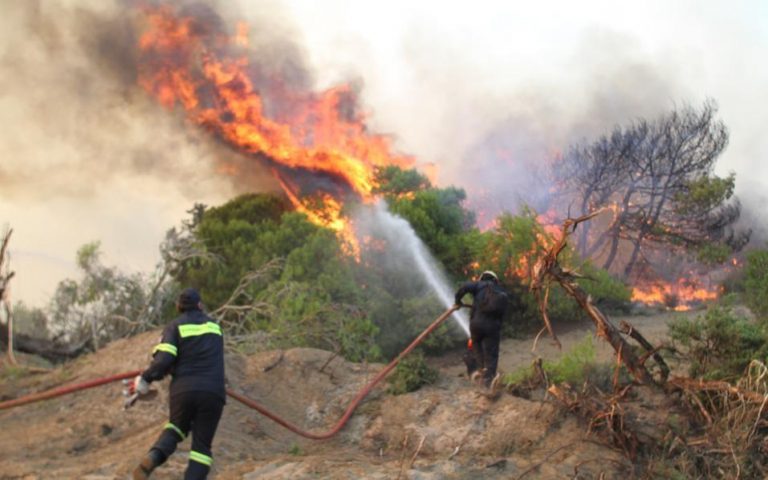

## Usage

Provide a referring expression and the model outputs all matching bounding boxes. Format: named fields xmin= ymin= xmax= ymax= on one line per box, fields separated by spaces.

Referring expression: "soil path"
xmin=436 ymin=308 xmax=699 ymax=380
xmin=0 ymin=309 xmax=699 ymax=479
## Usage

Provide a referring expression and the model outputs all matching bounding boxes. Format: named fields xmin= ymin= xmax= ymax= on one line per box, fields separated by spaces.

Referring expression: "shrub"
xmin=744 ymin=249 xmax=768 ymax=320
xmin=668 ymin=306 xmax=768 ymax=380
xmin=501 ymin=365 xmax=536 ymax=388
xmin=387 ymin=349 xmax=438 ymax=395
xmin=579 ymin=263 xmax=632 ymax=314
xmin=502 ymin=334 xmax=597 ymax=387
xmin=543 ymin=333 xmax=597 ymax=384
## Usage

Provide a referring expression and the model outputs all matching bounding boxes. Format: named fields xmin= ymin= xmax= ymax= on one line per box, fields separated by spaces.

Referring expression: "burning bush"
xmin=473 ymin=208 xmax=632 ymax=334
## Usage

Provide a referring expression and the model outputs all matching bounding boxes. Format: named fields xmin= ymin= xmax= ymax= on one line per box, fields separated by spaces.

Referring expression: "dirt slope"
xmin=0 ymin=311 xmax=691 ymax=479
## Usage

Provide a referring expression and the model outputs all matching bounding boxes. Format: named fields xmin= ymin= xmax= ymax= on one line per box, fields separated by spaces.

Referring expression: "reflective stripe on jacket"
xmin=142 ymin=309 xmax=226 ymax=400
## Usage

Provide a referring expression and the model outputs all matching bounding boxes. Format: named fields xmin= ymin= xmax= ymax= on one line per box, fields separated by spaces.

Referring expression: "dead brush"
xmin=525 ymin=212 xmax=768 ymax=478
xmin=547 ymin=382 xmax=641 ymax=460
xmin=665 ymin=360 xmax=768 ymax=478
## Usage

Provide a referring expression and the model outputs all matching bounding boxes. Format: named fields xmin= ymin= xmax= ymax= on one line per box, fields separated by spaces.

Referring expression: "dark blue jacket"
xmin=455 ymin=280 xmax=508 ymax=324
xmin=141 ymin=309 xmax=226 ymax=401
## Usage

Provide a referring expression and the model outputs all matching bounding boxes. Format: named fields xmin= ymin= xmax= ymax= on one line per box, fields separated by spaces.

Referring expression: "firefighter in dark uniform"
xmin=454 ymin=271 xmax=508 ymax=389
xmin=131 ymin=288 xmax=226 ymax=480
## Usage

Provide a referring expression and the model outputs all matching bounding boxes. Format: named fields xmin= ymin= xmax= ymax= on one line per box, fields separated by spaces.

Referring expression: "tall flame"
xmin=136 ymin=5 xmax=414 ymax=252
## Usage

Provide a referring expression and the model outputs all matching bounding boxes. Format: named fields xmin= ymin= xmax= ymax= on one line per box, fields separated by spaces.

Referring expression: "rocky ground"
xmin=0 ymin=308 xmax=704 ymax=479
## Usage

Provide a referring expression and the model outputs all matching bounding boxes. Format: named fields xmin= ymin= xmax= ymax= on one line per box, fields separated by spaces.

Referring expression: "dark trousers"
xmin=470 ymin=318 xmax=501 ymax=387
xmin=150 ymin=390 xmax=225 ymax=480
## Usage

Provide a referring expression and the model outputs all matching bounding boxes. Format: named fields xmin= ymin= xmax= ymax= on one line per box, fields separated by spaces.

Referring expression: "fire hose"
xmin=0 ymin=305 xmax=461 ymax=440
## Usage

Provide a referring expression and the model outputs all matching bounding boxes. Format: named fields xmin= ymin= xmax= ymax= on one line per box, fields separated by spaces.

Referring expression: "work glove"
xmin=122 ymin=375 xmax=155 ymax=410
xmin=131 ymin=375 xmax=151 ymax=396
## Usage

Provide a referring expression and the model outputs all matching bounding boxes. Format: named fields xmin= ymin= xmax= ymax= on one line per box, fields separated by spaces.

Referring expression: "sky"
xmin=1 ymin=0 xmax=767 ymax=307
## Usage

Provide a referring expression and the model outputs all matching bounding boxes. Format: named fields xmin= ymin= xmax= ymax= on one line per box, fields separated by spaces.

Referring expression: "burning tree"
xmin=135 ymin=3 xmax=415 ymax=250
xmin=555 ymin=101 xmax=750 ymax=280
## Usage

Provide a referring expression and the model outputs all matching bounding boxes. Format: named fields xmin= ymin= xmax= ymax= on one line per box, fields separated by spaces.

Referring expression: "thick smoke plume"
xmin=0 ymin=0 xmax=302 ymax=200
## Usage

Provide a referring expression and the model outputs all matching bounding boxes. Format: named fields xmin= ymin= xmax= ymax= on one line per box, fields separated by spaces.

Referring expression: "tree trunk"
xmin=602 ymin=230 xmax=621 ymax=271
xmin=4 ymin=302 xmax=16 ymax=365
xmin=601 ymin=186 xmax=636 ymax=272
xmin=1 ymin=228 xmax=17 ymax=364
xmin=623 ymin=236 xmax=644 ymax=279
xmin=0 ymin=320 xmax=88 ymax=362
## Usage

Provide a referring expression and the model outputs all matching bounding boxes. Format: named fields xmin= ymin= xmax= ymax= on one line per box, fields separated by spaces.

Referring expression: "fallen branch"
xmin=530 ymin=210 xmax=656 ymax=385
xmin=620 ymin=320 xmax=670 ymax=382
xmin=548 ymin=383 xmax=640 ymax=459
xmin=534 ymin=284 xmax=561 ymax=350
xmin=668 ymin=376 xmax=768 ymax=405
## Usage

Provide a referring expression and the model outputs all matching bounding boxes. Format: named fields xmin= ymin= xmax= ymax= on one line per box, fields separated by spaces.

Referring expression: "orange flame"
xmin=275 ymin=172 xmax=360 ymax=259
xmin=535 ymin=210 xmax=563 ymax=243
xmin=136 ymin=5 xmax=415 ymax=253
xmin=631 ymin=278 xmax=721 ymax=310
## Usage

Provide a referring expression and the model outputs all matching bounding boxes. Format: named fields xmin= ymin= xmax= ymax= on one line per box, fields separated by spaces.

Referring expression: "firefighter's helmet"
xmin=480 ymin=270 xmax=498 ymax=282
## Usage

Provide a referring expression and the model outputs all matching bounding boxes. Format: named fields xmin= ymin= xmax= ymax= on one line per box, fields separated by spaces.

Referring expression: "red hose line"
xmin=0 ymin=306 xmax=460 ymax=441
xmin=0 ymin=369 xmax=141 ymax=410
xmin=227 ymin=304 xmax=460 ymax=439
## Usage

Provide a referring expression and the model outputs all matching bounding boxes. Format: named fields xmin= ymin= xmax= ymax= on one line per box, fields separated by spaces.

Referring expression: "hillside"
xmin=0 ymin=312 xmax=692 ymax=479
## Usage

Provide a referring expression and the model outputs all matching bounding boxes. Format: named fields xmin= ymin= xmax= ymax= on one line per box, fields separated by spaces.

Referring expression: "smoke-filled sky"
xmin=1 ymin=0 xmax=767 ymax=307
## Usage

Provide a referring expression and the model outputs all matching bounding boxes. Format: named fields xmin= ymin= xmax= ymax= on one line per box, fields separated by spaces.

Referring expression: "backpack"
xmin=477 ymin=282 xmax=509 ymax=316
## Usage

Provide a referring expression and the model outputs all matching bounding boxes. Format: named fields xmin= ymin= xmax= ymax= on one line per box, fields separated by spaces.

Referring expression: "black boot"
xmin=132 ymin=449 xmax=164 ymax=480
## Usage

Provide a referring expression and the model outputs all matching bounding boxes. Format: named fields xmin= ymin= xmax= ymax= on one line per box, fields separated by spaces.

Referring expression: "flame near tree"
xmin=136 ymin=4 xmax=414 ymax=255
xmin=134 ymin=4 xmax=733 ymax=310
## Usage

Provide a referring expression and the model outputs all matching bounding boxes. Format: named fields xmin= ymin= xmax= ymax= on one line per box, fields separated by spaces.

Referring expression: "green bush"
xmin=502 ymin=334 xmax=597 ymax=387
xmin=543 ymin=333 xmax=597 ymax=384
xmin=668 ymin=306 xmax=768 ymax=380
xmin=501 ymin=365 xmax=536 ymax=387
xmin=744 ymin=249 xmax=768 ymax=320
xmin=387 ymin=349 xmax=438 ymax=395
xmin=579 ymin=262 xmax=632 ymax=313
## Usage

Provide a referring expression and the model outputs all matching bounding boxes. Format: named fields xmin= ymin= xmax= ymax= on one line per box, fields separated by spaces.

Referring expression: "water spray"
xmin=356 ymin=201 xmax=470 ymax=337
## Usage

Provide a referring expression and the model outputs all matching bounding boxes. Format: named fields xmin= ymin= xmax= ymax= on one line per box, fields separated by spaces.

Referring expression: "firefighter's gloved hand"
xmin=133 ymin=375 xmax=150 ymax=396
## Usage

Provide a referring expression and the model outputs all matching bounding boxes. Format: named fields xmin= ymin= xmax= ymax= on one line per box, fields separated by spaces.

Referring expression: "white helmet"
xmin=480 ymin=270 xmax=498 ymax=282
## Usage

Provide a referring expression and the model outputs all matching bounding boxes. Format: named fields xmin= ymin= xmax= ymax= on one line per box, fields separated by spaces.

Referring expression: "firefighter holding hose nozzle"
xmin=130 ymin=288 xmax=226 ymax=480
xmin=454 ymin=271 xmax=509 ymax=394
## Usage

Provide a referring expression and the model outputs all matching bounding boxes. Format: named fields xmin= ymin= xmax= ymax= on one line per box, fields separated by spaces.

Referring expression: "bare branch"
xmin=530 ymin=210 xmax=657 ymax=385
